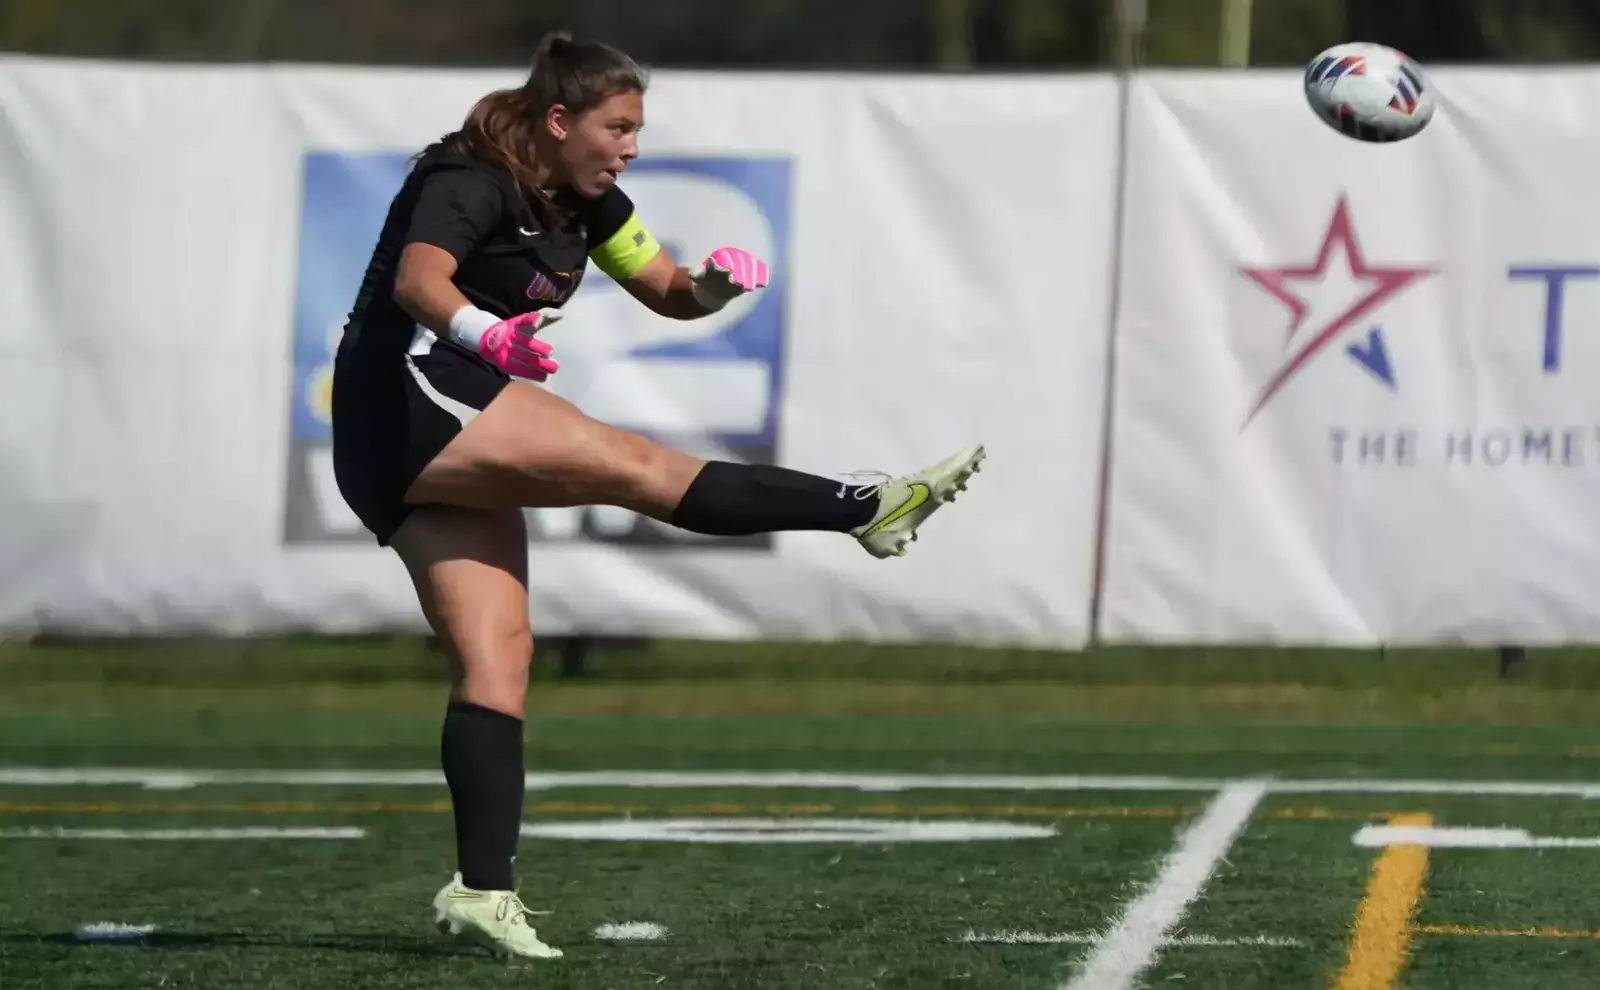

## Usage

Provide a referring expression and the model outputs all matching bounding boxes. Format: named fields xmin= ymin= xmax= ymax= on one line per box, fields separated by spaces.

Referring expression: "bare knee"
xmin=601 ymin=429 xmax=668 ymax=495
xmin=453 ymin=621 xmax=532 ymax=718
xmin=391 ymin=505 xmax=534 ymax=718
xmin=593 ymin=427 xmax=702 ymax=516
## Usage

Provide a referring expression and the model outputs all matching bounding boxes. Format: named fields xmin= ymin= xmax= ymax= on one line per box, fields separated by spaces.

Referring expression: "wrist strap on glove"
xmin=448 ymin=305 xmax=502 ymax=350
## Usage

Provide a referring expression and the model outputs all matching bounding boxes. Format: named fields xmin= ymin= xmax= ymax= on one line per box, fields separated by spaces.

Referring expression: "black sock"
xmin=440 ymin=700 xmax=524 ymax=891
xmin=669 ymin=462 xmax=880 ymax=536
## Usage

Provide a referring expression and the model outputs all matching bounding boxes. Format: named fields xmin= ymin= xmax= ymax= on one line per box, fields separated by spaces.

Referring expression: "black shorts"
xmin=331 ymin=327 xmax=510 ymax=545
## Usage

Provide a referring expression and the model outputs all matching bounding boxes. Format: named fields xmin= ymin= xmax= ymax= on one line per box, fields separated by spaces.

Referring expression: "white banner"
xmin=0 ymin=57 xmax=1117 ymax=645
xmin=1101 ymin=68 xmax=1600 ymax=645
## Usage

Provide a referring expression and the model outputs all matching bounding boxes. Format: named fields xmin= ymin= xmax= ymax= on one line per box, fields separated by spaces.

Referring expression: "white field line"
xmin=1355 ymin=825 xmax=1600 ymax=849
xmin=75 ymin=923 xmax=159 ymax=941
xmin=521 ymin=817 xmax=1057 ymax=843
xmin=0 ymin=826 xmax=365 ymax=840
xmin=594 ymin=922 xmax=670 ymax=941
xmin=962 ymin=930 xmax=1302 ymax=948
xmin=1267 ymin=778 xmax=1600 ymax=797
xmin=0 ymin=768 xmax=1228 ymax=792
xmin=1062 ymin=782 xmax=1267 ymax=990
xmin=2 ymin=767 xmax=1600 ymax=797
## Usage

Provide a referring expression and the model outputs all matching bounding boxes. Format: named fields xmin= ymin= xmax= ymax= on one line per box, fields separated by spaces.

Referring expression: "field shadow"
xmin=0 ymin=931 xmax=475 ymax=958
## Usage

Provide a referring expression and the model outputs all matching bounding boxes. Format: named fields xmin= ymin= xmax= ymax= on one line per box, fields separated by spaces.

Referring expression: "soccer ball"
xmin=1303 ymin=42 xmax=1435 ymax=143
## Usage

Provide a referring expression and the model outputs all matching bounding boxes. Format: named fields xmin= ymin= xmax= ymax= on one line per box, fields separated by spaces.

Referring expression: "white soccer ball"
xmin=1303 ymin=42 xmax=1435 ymax=143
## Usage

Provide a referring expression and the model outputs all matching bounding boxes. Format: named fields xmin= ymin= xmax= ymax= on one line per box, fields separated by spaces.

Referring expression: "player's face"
xmin=555 ymin=90 xmax=643 ymax=198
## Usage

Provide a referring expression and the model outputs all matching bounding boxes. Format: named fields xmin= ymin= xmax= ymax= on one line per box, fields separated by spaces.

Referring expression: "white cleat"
xmin=849 ymin=444 xmax=986 ymax=559
xmin=431 ymin=873 xmax=563 ymax=960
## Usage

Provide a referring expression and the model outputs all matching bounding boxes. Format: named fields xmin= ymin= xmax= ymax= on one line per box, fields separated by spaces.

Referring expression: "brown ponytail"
xmin=433 ymin=30 xmax=648 ymax=223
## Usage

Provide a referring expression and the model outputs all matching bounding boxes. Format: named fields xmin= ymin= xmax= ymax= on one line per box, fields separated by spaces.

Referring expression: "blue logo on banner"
xmin=283 ymin=151 xmax=793 ymax=545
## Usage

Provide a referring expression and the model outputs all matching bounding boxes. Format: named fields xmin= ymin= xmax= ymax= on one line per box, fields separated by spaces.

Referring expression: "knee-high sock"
xmin=669 ymin=462 xmax=880 ymax=536
xmin=441 ymin=700 xmax=524 ymax=891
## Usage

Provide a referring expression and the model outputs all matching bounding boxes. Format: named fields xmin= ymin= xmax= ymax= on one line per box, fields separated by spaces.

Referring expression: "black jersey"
xmin=338 ymin=146 xmax=660 ymax=365
xmin=329 ymin=146 xmax=663 ymax=546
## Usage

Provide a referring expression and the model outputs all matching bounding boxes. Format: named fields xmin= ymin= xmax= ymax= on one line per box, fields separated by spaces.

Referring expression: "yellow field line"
xmin=1420 ymin=924 xmax=1600 ymax=941
xmin=1333 ymin=812 xmax=1434 ymax=990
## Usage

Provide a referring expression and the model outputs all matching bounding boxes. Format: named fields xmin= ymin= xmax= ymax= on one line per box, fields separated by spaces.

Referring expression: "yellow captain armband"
xmin=589 ymin=211 xmax=662 ymax=281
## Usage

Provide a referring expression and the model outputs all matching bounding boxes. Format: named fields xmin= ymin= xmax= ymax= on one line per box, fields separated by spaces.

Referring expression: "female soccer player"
xmin=330 ymin=31 xmax=983 ymax=959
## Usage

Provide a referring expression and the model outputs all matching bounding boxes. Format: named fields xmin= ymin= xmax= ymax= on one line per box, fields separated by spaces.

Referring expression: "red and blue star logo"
xmin=1239 ymin=195 xmax=1435 ymax=425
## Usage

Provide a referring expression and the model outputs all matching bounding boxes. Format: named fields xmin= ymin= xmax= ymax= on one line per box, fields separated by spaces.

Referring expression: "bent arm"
xmin=586 ymin=185 xmax=714 ymax=320
xmin=394 ymin=243 xmax=476 ymax=333
xmin=618 ymin=251 xmax=717 ymax=320
xmin=393 ymin=165 xmax=507 ymax=340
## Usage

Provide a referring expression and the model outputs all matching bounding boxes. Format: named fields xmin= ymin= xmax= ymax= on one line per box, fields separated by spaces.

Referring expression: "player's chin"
xmin=575 ymin=170 xmax=618 ymax=198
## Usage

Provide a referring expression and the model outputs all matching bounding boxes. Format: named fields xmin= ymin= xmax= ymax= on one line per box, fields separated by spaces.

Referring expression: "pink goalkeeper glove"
xmin=688 ymin=246 xmax=770 ymax=311
xmin=449 ymin=306 xmax=562 ymax=381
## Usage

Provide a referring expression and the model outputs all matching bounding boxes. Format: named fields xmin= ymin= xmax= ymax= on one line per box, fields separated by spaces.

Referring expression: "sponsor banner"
xmin=1101 ymin=69 xmax=1600 ymax=644
xmin=0 ymin=58 xmax=1116 ymax=644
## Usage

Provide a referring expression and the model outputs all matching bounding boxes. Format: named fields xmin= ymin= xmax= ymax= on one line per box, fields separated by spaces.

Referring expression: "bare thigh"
xmin=406 ymin=380 xmax=704 ymax=518
xmin=391 ymin=503 xmax=532 ymax=718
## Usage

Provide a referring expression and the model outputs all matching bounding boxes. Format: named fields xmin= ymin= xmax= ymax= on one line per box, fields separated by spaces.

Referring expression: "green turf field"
xmin=5 ymin=638 xmax=1600 ymax=988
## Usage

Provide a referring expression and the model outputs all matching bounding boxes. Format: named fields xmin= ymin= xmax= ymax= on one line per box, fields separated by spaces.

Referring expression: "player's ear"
xmin=545 ymin=103 xmax=571 ymax=142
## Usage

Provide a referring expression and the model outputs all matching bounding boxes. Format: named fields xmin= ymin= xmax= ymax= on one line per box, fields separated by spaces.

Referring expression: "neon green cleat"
xmin=849 ymin=444 xmax=985 ymax=559
xmin=431 ymin=873 xmax=563 ymax=960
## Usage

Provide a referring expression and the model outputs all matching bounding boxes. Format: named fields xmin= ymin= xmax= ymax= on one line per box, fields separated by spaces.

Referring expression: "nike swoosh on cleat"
xmin=864 ymin=483 xmax=931 ymax=535
xmin=446 ymin=891 xmax=486 ymax=900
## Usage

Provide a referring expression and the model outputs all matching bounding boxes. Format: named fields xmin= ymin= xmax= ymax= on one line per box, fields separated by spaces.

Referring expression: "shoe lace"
xmin=837 ymin=470 xmax=893 ymax=500
xmin=495 ymin=888 xmax=541 ymax=928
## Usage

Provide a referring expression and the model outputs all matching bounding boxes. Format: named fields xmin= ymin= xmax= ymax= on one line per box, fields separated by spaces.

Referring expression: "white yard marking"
xmin=0 ymin=768 xmax=1230 ymax=792
xmin=594 ymin=922 xmax=670 ymax=941
xmin=7 ymin=767 xmax=1600 ymax=798
xmin=522 ymin=817 xmax=1056 ymax=843
xmin=1355 ymin=824 xmax=1600 ymax=849
xmin=75 ymin=922 xmax=159 ymax=941
xmin=1062 ymin=782 xmax=1267 ymax=990
xmin=1269 ymin=778 xmax=1600 ymax=798
xmin=0 ymin=826 xmax=364 ymax=840
xmin=0 ymin=768 xmax=447 ymax=790
xmin=961 ymin=930 xmax=1301 ymax=948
